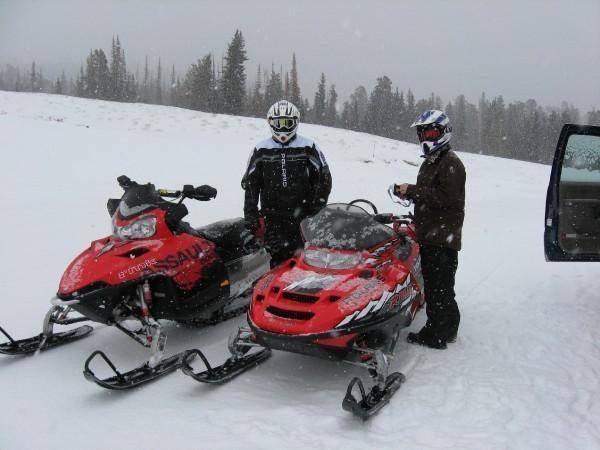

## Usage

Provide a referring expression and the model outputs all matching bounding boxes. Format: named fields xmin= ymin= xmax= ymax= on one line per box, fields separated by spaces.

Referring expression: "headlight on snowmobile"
xmin=113 ymin=216 xmax=157 ymax=240
xmin=303 ymin=249 xmax=362 ymax=269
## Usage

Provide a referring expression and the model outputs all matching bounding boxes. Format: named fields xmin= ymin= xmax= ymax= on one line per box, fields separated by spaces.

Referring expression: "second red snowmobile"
xmin=0 ymin=176 xmax=270 ymax=389
xmin=181 ymin=199 xmax=424 ymax=419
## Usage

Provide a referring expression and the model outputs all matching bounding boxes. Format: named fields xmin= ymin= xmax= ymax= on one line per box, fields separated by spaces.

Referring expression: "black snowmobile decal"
xmin=154 ymin=244 xmax=205 ymax=270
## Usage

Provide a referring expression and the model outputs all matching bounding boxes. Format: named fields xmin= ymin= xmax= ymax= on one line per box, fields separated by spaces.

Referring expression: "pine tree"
xmin=142 ymin=56 xmax=149 ymax=102
xmin=487 ymin=95 xmax=506 ymax=156
xmin=14 ymin=71 xmax=20 ymax=92
xmin=183 ymin=54 xmax=216 ymax=112
xmin=349 ymin=86 xmax=368 ymax=130
xmin=60 ymin=71 xmax=68 ymax=95
xmin=75 ymin=66 xmax=86 ymax=97
xmin=453 ymin=95 xmax=467 ymax=148
xmin=110 ymin=36 xmax=127 ymax=101
xmin=313 ymin=73 xmax=327 ymax=124
xmin=249 ymin=65 xmax=264 ymax=117
xmin=30 ymin=61 xmax=36 ymax=92
xmin=303 ymin=98 xmax=311 ymax=121
xmin=168 ymin=65 xmax=177 ymax=105
xmin=363 ymin=76 xmax=395 ymax=137
xmin=284 ymin=72 xmax=290 ymax=100
xmin=406 ymin=89 xmax=416 ymax=124
xmin=155 ymin=58 xmax=163 ymax=104
xmin=54 ymin=77 xmax=63 ymax=95
xmin=396 ymin=90 xmax=410 ymax=139
xmin=324 ymin=84 xmax=338 ymax=126
xmin=85 ymin=49 xmax=110 ymax=99
xmin=125 ymin=73 xmax=137 ymax=102
xmin=264 ymin=64 xmax=284 ymax=109
xmin=340 ymin=101 xmax=351 ymax=129
xmin=478 ymin=92 xmax=489 ymax=150
xmin=219 ymin=30 xmax=248 ymax=114
xmin=588 ymin=109 xmax=600 ymax=126
xmin=289 ymin=54 xmax=302 ymax=110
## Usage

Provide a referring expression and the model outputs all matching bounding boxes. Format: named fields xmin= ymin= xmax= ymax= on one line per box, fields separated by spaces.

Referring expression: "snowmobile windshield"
xmin=118 ymin=184 xmax=164 ymax=219
xmin=301 ymin=204 xmax=395 ymax=251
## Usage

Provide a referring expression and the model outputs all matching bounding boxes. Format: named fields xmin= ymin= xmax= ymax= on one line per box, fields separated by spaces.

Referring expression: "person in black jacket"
xmin=242 ymin=100 xmax=332 ymax=265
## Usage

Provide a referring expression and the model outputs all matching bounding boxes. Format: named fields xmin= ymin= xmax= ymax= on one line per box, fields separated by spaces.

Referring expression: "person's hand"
xmin=391 ymin=183 xmax=409 ymax=198
xmin=397 ymin=183 xmax=410 ymax=196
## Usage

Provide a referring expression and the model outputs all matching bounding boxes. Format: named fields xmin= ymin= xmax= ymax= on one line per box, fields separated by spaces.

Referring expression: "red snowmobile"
xmin=0 ymin=176 xmax=270 ymax=389
xmin=181 ymin=199 xmax=425 ymax=419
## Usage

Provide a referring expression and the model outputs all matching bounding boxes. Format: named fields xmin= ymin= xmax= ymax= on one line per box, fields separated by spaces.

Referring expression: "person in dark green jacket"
xmin=393 ymin=110 xmax=466 ymax=349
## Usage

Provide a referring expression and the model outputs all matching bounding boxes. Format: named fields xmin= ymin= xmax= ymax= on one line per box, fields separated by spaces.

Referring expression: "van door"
xmin=545 ymin=124 xmax=600 ymax=261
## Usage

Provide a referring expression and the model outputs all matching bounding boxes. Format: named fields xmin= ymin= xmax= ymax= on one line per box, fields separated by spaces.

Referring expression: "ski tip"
xmin=342 ymin=372 xmax=406 ymax=420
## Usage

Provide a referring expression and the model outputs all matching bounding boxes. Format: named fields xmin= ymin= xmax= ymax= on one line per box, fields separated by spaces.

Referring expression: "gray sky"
xmin=1 ymin=0 xmax=599 ymax=110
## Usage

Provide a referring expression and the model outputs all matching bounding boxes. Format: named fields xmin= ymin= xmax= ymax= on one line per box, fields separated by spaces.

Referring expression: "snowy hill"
xmin=0 ymin=91 xmax=599 ymax=450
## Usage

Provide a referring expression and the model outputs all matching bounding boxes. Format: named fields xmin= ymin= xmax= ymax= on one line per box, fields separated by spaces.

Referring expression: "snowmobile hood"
xmin=58 ymin=233 xmax=216 ymax=296
xmin=249 ymin=250 xmax=413 ymax=336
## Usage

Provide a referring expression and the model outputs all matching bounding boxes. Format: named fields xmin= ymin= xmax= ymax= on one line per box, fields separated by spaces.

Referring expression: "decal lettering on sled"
xmin=335 ymin=275 xmax=416 ymax=328
xmin=154 ymin=244 xmax=205 ymax=270
xmin=118 ymin=258 xmax=157 ymax=279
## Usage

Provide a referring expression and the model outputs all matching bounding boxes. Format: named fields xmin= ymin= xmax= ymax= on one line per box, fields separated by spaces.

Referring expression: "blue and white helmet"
xmin=410 ymin=109 xmax=452 ymax=156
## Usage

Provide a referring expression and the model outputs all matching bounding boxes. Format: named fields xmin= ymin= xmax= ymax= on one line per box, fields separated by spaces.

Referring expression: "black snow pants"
xmin=420 ymin=244 xmax=460 ymax=341
xmin=264 ymin=215 xmax=304 ymax=267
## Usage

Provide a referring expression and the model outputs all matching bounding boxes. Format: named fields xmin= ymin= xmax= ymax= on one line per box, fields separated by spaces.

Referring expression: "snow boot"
xmin=406 ymin=331 xmax=448 ymax=350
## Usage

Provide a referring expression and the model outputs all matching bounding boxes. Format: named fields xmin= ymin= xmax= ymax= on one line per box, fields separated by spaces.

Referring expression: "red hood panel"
xmin=250 ymin=257 xmax=410 ymax=336
xmin=58 ymin=233 xmax=216 ymax=296
xmin=250 ymin=234 xmax=423 ymax=338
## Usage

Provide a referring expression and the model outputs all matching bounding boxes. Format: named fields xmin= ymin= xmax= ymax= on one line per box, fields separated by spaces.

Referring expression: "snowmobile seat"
xmin=194 ymin=218 xmax=249 ymax=249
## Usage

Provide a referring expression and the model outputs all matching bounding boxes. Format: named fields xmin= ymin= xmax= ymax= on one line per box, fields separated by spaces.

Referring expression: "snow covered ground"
xmin=1 ymin=91 xmax=599 ymax=450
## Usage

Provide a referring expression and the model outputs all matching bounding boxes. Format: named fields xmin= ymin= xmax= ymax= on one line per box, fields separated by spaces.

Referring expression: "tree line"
xmin=1 ymin=31 xmax=599 ymax=164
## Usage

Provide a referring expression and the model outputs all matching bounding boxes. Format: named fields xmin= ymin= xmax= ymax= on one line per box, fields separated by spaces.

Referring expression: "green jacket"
xmin=405 ymin=146 xmax=466 ymax=251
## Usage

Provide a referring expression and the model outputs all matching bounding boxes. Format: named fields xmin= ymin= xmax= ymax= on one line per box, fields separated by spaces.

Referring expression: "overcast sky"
xmin=1 ymin=0 xmax=599 ymax=110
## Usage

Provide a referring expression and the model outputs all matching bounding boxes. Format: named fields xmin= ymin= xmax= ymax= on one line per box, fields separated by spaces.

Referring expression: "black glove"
xmin=194 ymin=185 xmax=217 ymax=201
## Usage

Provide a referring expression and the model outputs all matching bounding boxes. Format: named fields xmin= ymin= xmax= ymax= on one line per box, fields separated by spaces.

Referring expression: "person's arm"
xmin=405 ymin=161 xmax=465 ymax=209
xmin=241 ymin=148 xmax=262 ymax=230
xmin=308 ymin=143 xmax=332 ymax=211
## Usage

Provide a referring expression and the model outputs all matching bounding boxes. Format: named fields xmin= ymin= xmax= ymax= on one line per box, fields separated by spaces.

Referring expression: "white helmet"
xmin=410 ymin=109 xmax=452 ymax=156
xmin=267 ymin=100 xmax=300 ymax=144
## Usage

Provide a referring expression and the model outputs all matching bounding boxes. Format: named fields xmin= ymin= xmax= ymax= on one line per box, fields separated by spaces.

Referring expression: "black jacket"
xmin=405 ymin=146 xmax=466 ymax=251
xmin=242 ymin=134 xmax=332 ymax=223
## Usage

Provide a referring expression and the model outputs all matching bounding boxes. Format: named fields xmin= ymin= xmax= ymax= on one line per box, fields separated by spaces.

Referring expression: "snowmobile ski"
xmin=83 ymin=350 xmax=186 ymax=390
xmin=180 ymin=347 xmax=272 ymax=383
xmin=342 ymin=372 xmax=406 ymax=420
xmin=0 ymin=324 xmax=93 ymax=356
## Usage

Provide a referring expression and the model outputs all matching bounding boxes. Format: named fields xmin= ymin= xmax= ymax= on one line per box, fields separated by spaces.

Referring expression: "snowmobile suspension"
xmin=342 ymin=348 xmax=406 ymax=419
xmin=83 ymin=282 xmax=178 ymax=389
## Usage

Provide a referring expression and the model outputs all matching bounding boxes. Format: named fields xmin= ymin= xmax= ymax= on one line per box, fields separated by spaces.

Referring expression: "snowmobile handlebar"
xmin=157 ymin=185 xmax=217 ymax=201
xmin=374 ymin=213 xmax=413 ymax=224
xmin=116 ymin=175 xmax=217 ymax=202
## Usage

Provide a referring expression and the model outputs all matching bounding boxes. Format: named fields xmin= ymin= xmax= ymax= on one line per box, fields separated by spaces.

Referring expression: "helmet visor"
xmin=417 ymin=125 xmax=443 ymax=142
xmin=269 ymin=117 xmax=297 ymax=132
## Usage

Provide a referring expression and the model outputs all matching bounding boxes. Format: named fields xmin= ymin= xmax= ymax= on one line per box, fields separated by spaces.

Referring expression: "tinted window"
xmin=118 ymin=184 xmax=163 ymax=219
xmin=560 ymin=134 xmax=600 ymax=183
xmin=301 ymin=203 xmax=394 ymax=250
